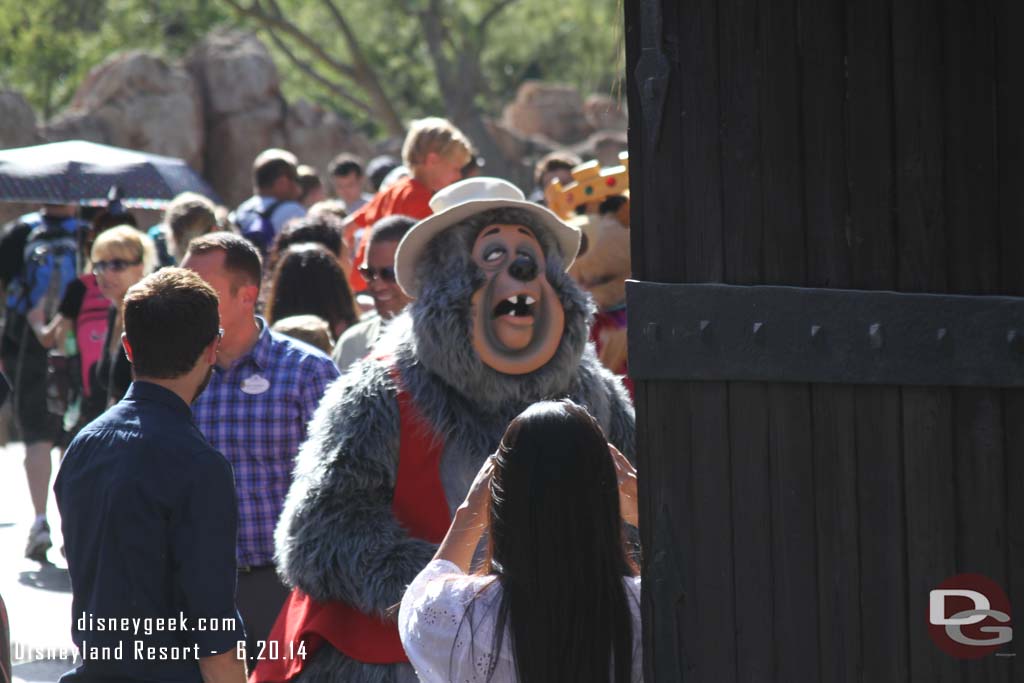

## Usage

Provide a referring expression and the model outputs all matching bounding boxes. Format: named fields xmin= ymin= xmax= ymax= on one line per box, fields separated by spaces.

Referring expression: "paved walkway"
xmin=1 ymin=442 xmax=79 ymax=683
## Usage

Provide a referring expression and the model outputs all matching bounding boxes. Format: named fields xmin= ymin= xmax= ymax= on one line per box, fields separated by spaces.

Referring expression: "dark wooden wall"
xmin=624 ymin=0 xmax=1024 ymax=681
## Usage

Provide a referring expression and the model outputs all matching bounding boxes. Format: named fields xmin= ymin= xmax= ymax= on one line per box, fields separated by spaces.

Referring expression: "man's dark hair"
xmin=533 ymin=150 xmax=582 ymax=189
xmin=186 ymin=232 xmax=263 ymax=291
xmin=328 ymin=154 xmax=364 ymax=179
xmin=123 ymin=268 xmax=219 ymax=379
xmin=92 ymin=209 xmax=138 ymax=232
xmin=272 ymin=214 xmax=344 ymax=259
xmin=253 ymin=150 xmax=299 ymax=191
xmin=365 ymin=155 xmax=400 ymax=192
xmin=368 ymin=214 xmax=416 ymax=249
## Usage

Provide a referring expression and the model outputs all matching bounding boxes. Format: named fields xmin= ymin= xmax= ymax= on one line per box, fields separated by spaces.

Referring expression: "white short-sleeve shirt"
xmin=398 ymin=559 xmax=643 ymax=682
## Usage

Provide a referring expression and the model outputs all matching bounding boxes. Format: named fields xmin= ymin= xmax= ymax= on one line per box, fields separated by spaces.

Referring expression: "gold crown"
xmin=545 ymin=152 xmax=629 ymax=220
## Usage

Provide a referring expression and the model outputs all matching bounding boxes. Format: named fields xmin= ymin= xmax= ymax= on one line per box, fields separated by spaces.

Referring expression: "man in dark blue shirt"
xmin=55 ymin=268 xmax=247 ymax=683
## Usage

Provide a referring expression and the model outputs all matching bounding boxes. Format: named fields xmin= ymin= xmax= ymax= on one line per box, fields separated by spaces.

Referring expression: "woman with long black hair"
xmin=398 ymin=399 xmax=642 ymax=682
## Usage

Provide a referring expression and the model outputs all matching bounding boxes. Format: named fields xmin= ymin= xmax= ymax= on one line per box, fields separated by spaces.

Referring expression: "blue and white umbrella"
xmin=0 ymin=139 xmax=218 ymax=207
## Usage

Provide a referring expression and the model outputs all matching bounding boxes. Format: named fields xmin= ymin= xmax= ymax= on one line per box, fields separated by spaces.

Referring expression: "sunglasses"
xmin=93 ymin=258 xmax=142 ymax=275
xmin=358 ymin=265 xmax=397 ymax=283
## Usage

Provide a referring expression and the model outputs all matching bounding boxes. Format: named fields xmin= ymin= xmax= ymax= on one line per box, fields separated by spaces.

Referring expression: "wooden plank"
xmin=844 ymin=0 xmax=910 ymax=680
xmin=625 ymin=3 xmax=697 ymax=680
xmin=853 ymin=387 xmax=909 ymax=681
xmin=717 ymin=1 xmax=773 ymax=680
xmin=758 ymin=0 xmax=819 ymax=680
xmin=685 ymin=382 xmax=736 ymax=683
xmin=902 ymin=388 xmax=958 ymax=680
xmin=726 ymin=382 xmax=773 ymax=683
xmin=626 ymin=0 xmax=686 ymax=285
xmin=636 ymin=381 xmax=692 ymax=681
xmin=891 ymin=2 xmax=959 ymax=681
xmin=845 ymin=0 xmax=896 ymax=293
xmin=674 ymin=0 xmax=737 ymax=680
xmin=893 ymin=0 xmax=948 ymax=296
xmin=995 ymin=0 xmax=1024 ymax=298
xmin=623 ymin=5 xmax=684 ymax=681
xmin=954 ymin=389 xmax=1010 ymax=682
xmin=942 ymin=1 xmax=1009 ymax=681
xmin=718 ymin=0 xmax=762 ymax=288
xmin=798 ymin=0 xmax=861 ymax=679
xmin=994 ymin=0 xmax=1024 ymax=674
xmin=677 ymin=0 xmax=724 ymax=284
xmin=941 ymin=0 xmax=1000 ymax=297
xmin=1003 ymin=390 xmax=1024 ymax=675
xmin=765 ymin=385 xmax=819 ymax=682
xmin=799 ymin=0 xmax=851 ymax=291
xmin=810 ymin=385 xmax=861 ymax=683
xmin=759 ymin=0 xmax=805 ymax=287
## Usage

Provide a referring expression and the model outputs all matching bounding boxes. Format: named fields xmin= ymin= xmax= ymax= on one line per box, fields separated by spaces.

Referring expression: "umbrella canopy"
xmin=0 ymin=140 xmax=219 ymax=207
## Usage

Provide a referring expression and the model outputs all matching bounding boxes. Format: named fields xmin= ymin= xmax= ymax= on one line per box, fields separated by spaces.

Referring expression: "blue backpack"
xmin=240 ymin=200 xmax=283 ymax=255
xmin=5 ymin=213 xmax=82 ymax=320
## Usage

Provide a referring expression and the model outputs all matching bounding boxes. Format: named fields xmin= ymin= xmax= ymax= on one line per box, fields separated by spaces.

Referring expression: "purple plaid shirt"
xmin=192 ymin=318 xmax=339 ymax=568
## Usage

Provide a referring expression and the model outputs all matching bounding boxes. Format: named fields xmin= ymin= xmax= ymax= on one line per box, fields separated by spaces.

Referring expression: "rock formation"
xmin=3 ymin=35 xmax=624 ymax=205
xmin=0 ymin=90 xmax=40 ymax=149
xmin=45 ymin=51 xmax=204 ymax=171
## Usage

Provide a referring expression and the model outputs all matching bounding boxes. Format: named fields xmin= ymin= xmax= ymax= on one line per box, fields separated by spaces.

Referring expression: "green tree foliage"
xmin=0 ymin=0 xmax=623 ymax=142
xmin=0 ymin=0 xmax=229 ymax=119
xmin=250 ymin=0 xmax=624 ymax=135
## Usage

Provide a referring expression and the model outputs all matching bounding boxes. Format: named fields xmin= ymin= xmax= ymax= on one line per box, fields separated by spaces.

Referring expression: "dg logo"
xmin=928 ymin=573 xmax=1013 ymax=660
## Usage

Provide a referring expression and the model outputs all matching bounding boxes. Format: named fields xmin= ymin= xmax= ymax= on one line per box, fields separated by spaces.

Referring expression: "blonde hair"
xmin=91 ymin=225 xmax=158 ymax=274
xmin=401 ymin=117 xmax=473 ymax=169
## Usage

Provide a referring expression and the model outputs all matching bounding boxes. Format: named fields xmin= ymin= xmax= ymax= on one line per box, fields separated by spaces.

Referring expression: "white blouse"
xmin=398 ymin=559 xmax=644 ymax=683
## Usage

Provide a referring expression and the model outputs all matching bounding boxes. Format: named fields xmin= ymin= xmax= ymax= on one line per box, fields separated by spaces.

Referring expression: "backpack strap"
xmin=257 ymin=200 xmax=285 ymax=222
xmin=244 ymin=200 xmax=286 ymax=254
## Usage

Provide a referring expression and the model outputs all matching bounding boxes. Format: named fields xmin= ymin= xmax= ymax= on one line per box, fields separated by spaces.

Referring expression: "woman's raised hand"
xmin=609 ymin=444 xmax=639 ymax=527
xmin=459 ymin=453 xmax=495 ymax=517
xmin=432 ymin=454 xmax=496 ymax=573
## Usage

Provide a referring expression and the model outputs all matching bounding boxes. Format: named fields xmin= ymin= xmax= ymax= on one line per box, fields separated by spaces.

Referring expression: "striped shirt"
xmin=193 ymin=317 xmax=339 ymax=568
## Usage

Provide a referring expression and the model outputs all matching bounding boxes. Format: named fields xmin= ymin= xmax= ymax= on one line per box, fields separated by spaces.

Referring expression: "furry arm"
xmin=274 ymin=361 xmax=438 ymax=616
xmin=603 ymin=371 xmax=637 ymax=463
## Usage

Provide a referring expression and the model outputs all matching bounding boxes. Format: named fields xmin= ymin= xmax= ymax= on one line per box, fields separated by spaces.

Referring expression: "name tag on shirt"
xmin=241 ymin=374 xmax=271 ymax=395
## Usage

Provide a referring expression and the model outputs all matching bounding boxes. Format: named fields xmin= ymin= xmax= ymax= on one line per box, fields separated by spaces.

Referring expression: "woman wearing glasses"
xmin=92 ymin=226 xmax=156 ymax=408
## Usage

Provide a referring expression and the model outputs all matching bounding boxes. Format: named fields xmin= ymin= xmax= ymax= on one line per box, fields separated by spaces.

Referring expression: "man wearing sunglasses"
xmin=332 ymin=215 xmax=415 ymax=373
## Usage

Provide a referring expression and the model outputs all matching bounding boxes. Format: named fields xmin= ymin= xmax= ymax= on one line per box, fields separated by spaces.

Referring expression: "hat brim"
xmin=395 ymin=198 xmax=581 ymax=298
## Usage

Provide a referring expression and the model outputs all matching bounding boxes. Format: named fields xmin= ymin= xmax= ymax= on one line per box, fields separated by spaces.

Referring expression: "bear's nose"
xmin=508 ymin=254 xmax=538 ymax=282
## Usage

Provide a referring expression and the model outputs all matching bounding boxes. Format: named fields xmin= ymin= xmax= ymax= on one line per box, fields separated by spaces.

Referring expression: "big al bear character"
xmin=256 ymin=177 xmax=635 ymax=683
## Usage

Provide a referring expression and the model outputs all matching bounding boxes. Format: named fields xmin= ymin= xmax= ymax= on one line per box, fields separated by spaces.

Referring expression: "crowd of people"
xmin=0 ymin=114 xmax=639 ymax=683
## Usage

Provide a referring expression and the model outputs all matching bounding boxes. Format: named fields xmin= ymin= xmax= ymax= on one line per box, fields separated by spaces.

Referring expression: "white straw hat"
xmin=394 ymin=177 xmax=581 ymax=298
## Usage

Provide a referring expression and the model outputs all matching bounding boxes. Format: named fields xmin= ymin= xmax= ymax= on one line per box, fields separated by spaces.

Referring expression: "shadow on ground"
xmin=12 ymin=656 xmax=77 ymax=683
xmin=18 ymin=565 xmax=71 ymax=593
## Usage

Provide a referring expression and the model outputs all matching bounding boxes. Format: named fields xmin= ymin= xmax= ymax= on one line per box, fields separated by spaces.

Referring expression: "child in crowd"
xmin=344 ymin=117 xmax=473 ymax=292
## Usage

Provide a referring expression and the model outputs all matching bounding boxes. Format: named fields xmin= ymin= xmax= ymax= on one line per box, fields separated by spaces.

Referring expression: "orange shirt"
xmin=345 ymin=176 xmax=434 ymax=292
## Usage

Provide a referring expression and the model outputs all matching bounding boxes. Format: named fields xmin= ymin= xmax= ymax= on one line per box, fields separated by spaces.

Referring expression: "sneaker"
xmin=25 ymin=518 xmax=52 ymax=561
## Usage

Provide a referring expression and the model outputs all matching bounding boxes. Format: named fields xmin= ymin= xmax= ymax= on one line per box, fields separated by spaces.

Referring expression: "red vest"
xmin=251 ymin=369 xmax=451 ymax=682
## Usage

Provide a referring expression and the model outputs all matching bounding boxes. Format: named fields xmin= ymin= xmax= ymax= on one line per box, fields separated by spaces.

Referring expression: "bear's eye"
xmin=484 ymin=247 xmax=505 ymax=263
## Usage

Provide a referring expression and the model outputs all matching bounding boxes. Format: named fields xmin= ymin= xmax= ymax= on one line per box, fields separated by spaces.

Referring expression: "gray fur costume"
xmin=275 ymin=208 xmax=635 ymax=682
